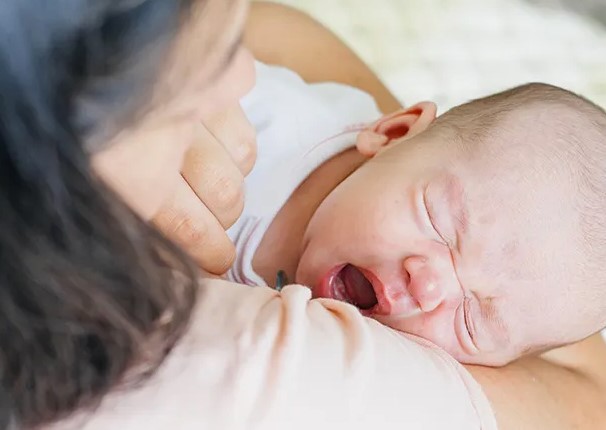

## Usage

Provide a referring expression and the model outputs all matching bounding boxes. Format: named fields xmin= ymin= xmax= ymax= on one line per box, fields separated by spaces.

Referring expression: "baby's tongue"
xmin=340 ymin=265 xmax=378 ymax=309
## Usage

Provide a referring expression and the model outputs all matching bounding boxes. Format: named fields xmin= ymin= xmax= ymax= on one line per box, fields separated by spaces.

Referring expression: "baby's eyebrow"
xmin=479 ymin=297 xmax=511 ymax=345
xmin=443 ymin=173 xmax=468 ymax=236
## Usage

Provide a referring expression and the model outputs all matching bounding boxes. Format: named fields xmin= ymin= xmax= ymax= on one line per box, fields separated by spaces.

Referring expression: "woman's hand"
xmin=154 ymin=105 xmax=256 ymax=275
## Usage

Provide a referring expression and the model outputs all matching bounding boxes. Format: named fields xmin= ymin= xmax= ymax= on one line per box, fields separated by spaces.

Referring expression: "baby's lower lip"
xmin=314 ymin=264 xmax=347 ymax=300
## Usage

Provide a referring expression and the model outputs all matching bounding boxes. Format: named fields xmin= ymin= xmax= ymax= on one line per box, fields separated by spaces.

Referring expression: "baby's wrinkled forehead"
xmin=410 ymin=84 xmax=606 ymax=255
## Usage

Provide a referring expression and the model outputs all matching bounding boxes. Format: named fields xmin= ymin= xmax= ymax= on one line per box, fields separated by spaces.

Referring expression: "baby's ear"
xmin=356 ymin=102 xmax=437 ymax=157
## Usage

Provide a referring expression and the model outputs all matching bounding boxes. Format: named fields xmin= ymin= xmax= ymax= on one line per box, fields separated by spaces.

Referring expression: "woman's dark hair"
xmin=0 ymin=1 xmax=203 ymax=427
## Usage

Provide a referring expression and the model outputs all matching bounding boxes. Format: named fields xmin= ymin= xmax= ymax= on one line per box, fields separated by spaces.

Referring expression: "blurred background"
xmin=271 ymin=0 xmax=606 ymax=112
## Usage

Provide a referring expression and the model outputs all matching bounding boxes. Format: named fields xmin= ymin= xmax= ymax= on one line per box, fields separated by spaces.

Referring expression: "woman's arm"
xmin=468 ymin=334 xmax=606 ymax=430
xmin=244 ymin=2 xmax=402 ymax=114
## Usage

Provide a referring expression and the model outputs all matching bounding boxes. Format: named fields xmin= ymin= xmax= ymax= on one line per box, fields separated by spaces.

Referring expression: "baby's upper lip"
xmin=359 ymin=267 xmax=421 ymax=317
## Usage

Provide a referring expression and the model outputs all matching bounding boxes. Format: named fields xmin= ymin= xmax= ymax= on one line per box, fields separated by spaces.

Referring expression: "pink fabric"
xmin=51 ymin=279 xmax=497 ymax=429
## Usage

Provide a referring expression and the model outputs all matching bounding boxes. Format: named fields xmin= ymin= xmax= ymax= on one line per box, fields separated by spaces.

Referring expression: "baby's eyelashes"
xmin=421 ymin=188 xmax=448 ymax=245
xmin=463 ymin=297 xmax=479 ymax=348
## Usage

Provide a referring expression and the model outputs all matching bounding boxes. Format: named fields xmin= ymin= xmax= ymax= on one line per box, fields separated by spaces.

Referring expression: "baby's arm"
xmin=468 ymin=334 xmax=606 ymax=430
xmin=245 ymin=2 xmax=402 ymax=114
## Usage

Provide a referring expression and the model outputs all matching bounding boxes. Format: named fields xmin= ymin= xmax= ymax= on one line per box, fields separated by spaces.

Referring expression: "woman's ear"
xmin=356 ymin=102 xmax=437 ymax=157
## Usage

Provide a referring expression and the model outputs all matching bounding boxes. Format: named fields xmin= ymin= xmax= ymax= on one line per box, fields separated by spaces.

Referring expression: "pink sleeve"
xmin=189 ymin=280 xmax=498 ymax=430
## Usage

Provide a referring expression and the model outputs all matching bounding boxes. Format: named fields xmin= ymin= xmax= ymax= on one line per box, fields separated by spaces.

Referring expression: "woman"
xmin=0 ymin=0 xmax=603 ymax=429
xmin=0 ymin=0 xmax=253 ymax=427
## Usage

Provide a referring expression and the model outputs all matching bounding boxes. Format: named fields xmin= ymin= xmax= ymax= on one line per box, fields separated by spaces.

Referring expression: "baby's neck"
xmin=252 ymin=147 xmax=366 ymax=287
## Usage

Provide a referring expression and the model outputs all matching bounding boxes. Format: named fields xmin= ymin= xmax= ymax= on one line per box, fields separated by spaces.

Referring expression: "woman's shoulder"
xmin=49 ymin=281 xmax=312 ymax=430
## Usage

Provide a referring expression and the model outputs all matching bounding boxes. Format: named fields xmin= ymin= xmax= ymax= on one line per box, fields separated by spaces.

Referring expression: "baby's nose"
xmin=408 ymin=273 xmax=443 ymax=312
xmin=404 ymin=256 xmax=450 ymax=313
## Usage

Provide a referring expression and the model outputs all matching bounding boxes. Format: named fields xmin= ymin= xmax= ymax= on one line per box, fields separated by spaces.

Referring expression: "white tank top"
xmin=227 ymin=62 xmax=382 ymax=286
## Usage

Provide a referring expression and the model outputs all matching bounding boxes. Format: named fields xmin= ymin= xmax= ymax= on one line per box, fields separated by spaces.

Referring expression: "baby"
xmin=230 ymin=62 xmax=606 ymax=366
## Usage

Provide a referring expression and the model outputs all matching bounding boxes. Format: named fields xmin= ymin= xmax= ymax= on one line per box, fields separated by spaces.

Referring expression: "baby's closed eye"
xmin=423 ymin=174 xmax=468 ymax=251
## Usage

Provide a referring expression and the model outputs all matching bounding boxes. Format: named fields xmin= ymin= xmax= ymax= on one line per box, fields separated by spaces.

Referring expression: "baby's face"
xmin=296 ymin=125 xmax=585 ymax=365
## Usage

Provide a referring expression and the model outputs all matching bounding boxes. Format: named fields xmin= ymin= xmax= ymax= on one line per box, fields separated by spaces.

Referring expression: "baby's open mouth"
xmin=316 ymin=264 xmax=422 ymax=318
xmin=333 ymin=264 xmax=378 ymax=310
